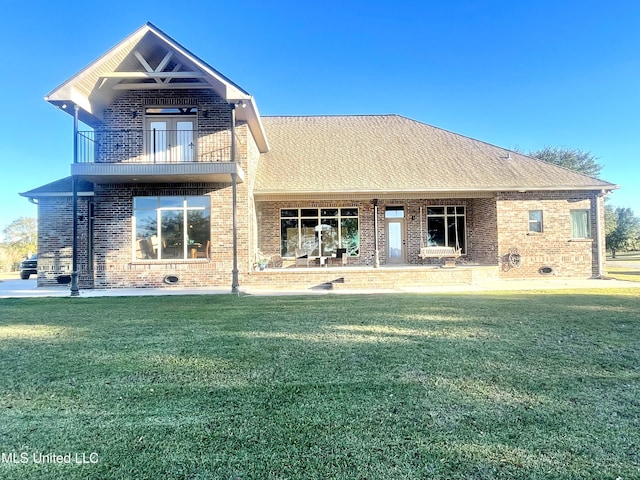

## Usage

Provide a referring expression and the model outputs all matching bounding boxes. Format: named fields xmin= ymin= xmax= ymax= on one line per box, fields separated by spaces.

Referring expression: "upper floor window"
xmin=145 ymin=107 xmax=198 ymax=115
xmin=570 ymin=210 xmax=590 ymax=238
xmin=529 ymin=210 xmax=543 ymax=233
xmin=134 ymin=196 xmax=210 ymax=260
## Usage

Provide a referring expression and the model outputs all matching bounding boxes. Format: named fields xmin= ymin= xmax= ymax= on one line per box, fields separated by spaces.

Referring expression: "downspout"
xmin=230 ymin=103 xmax=239 ymax=294
xmin=70 ymin=104 xmax=80 ymax=297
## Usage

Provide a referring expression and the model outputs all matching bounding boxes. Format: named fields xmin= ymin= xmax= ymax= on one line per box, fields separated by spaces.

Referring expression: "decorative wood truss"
xmin=100 ymin=49 xmax=212 ymax=90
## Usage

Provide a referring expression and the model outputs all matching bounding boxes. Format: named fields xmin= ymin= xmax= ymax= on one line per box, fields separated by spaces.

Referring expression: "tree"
xmin=606 ymin=207 xmax=640 ymax=257
xmin=2 ymin=217 xmax=37 ymax=259
xmin=527 ymin=146 xmax=603 ymax=178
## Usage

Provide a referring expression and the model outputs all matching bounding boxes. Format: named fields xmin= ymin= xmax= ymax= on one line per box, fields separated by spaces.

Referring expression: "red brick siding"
xmin=495 ymin=191 xmax=602 ymax=278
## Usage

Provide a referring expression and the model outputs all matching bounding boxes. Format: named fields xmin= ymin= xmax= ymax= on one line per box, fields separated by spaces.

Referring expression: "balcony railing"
xmin=76 ymin=129 xmax=232 ymax=164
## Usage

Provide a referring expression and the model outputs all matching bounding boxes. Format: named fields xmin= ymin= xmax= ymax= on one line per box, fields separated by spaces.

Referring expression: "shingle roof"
xmin=255 ymin=115 xmax=616 ymax=196
xmin=19 ymin=177 xmax=94 ymax=198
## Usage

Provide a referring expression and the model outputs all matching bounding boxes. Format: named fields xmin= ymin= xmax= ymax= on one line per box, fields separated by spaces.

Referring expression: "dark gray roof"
xmin=20 ymin=177 xmax=94 ymax=198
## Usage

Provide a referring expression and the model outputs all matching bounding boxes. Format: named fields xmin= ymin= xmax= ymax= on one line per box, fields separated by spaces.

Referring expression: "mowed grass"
xmin=607 ymin=251 xmax=640 ymax=283
xmin=1 ymin=290 xmax=639 ymax=479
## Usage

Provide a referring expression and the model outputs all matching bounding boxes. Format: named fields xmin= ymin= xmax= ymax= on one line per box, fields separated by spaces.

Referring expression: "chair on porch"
xmin=330 ymin=248 xmax=348 ymax=266
xmin=295 ymin=248 xmax=309 ymax=267
xmin=196 ymin=240 xmax=211 ymax=260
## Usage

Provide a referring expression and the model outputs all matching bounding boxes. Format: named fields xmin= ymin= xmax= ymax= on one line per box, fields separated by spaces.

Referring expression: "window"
xmin=529 ymin=210 xmax=543 ymax=233
xmin=570 ymin=209 xmax=590 ymax=238
xmin=134 ymin=196 xmax=210 ymax=260
xmin=385 ymin=206 xmax=405 ymax=218
xmin=280 ymin=208 xmax=359 ymax=257
xmin=426 ymin=206 xmax=466 ymax=252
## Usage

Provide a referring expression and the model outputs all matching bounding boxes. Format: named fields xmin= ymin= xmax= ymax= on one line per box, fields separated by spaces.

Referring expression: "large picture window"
xmin=280 ymin=208 xmax=359 ymax=257
xmin=134 ymin=196 xmax=210 ymax=260
xmin=426 ymin=206 xmax=466 ymax=253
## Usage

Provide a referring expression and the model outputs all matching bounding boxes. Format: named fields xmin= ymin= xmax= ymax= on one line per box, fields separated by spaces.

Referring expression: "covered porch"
xmin=254 ymin=195 xmax=500 ymax=271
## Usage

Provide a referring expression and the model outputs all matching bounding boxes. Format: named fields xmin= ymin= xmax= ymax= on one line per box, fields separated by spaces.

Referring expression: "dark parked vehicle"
xmin=19 ymin=255 xmax=37 ymax=280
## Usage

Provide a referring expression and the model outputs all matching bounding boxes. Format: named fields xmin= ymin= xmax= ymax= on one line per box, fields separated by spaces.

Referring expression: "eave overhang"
xmin=44 ymin=22 xmax=269 ymax=153
xmin=71 ymin=161 xmax=244 ymax=185
xmin=253 ymin=184 xmax=619 ymax=202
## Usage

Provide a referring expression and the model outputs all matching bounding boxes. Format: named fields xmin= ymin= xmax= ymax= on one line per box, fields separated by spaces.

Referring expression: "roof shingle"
xmin=255 ymin=115 xmax=616 ymax=196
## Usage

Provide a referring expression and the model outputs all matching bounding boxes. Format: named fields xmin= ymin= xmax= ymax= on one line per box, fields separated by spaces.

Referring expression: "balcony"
xmin=71 ymin=129 xmax=244 ymax=184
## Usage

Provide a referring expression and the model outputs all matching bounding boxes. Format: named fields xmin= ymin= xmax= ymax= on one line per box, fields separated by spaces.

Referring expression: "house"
xmin=20 ymin=23 xmax=617 ymax=292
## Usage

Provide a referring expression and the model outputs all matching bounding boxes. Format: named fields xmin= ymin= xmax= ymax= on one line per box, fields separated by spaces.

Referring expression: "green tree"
xmin=2 ymin=217 xmax=37 ymax=259
xmin=604 ymin=203 xmax=618 ymax=238
xmin=527 ymin=146 xmax=603 ymax=178
xmin=606 ymin=207 xmax=640 ymax=257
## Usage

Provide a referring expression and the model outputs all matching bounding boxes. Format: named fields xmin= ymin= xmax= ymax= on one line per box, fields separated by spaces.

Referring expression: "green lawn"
xmin=607 ymin=251 xmax=640 ymax=282
xmin=1 ymin=291 xmax=639 ymax=479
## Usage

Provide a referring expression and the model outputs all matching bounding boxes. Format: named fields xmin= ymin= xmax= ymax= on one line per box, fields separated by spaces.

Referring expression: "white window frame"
xmin=528 ymin=210 xmax=543 ymax=233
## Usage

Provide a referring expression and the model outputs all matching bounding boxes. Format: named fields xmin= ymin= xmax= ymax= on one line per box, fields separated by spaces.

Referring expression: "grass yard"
xmin=607 ymin=251 xmax=640 ymax=283
xmin=1 ymin=290 xmax=639 ymax=479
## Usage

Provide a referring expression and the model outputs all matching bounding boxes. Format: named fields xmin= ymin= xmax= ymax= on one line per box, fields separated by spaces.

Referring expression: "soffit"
xmin=45 ymin=23 xmax=268 ymax=152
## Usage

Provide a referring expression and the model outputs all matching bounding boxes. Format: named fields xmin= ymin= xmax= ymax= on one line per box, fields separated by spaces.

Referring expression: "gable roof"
xmin=45 ymin=22 xmax=268 ymax=152
xmin=255 ymin=115 xmax=617 ymax=199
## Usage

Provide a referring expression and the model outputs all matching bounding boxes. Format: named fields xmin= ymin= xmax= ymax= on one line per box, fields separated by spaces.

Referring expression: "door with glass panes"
xmin=144 ymin=107 xmax=196 ymax=163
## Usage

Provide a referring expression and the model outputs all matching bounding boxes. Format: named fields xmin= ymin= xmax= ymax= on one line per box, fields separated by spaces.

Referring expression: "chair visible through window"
xmin=295 ymin=248 xmax=309 ymax=267
xmin=196 ymin=240 xmax=211 ymax=260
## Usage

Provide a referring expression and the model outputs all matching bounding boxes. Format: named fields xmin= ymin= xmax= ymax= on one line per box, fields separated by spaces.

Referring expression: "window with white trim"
xmin=280 ymin=208 xmax=359 ymax=257
xmin=529 ymin=210 xmax=543 ymax=233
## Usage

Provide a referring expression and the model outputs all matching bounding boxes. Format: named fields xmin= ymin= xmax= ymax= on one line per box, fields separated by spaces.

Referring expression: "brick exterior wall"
xmin=37 ymin=196 xmax=92 ymax=287
xmin=255 ymin=191 xmax=605 ymax=281
xmin=495 ymin=190 xmax=603 ymax=278
xmin=256 ymin=197 xmax=500 ymax=267
xmin=35 ymin=88 xmax=606 ymax=289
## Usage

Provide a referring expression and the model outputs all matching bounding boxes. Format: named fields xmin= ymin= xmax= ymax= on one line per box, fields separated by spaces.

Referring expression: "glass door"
xmin=145 ymin=116 xmax=196 ymax=163
xmin=386 ymin=219 xmax=405 ymax=264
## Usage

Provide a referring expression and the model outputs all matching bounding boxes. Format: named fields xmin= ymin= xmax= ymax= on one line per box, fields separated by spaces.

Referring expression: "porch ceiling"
xmin=71 ymin=161 xmax=244 ymax=185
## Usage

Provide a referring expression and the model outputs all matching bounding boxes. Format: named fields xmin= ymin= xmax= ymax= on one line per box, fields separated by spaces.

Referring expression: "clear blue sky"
xmin=1 ymin=0 xmax=639 ymax=232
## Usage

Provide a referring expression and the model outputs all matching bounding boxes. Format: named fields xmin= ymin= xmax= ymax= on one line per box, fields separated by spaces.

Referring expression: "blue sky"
xmin=1 ymin=0 xmax=639 ymax=232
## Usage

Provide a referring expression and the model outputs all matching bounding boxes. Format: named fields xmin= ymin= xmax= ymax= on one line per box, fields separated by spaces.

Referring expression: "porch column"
xmin=373 ymin=199 xmax=380 ymax=268
xmin=70 ymin=104 xmax=80 ymax=297
xmin=594 ymin=191 xmax=605 ymax=278
xmin=230 ymin=103 xmax=239 ymax=293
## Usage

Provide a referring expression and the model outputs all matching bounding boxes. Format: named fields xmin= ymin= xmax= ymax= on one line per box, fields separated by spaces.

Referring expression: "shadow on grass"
xmin=1 ymin=292 xmax=639 ymax=479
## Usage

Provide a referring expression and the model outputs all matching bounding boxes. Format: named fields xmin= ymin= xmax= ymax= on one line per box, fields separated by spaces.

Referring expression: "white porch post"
xmin=594 ymin=191 xmax=605 ymax=278
xmin=230 ymin=103 xmax=239 ymax=293
xmin=373 ymin=199 xmax=380 ymax=268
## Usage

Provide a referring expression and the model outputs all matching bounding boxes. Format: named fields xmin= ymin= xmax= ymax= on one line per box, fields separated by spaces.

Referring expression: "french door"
xmin=145 ymin=117 xmax=195 ymax=163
